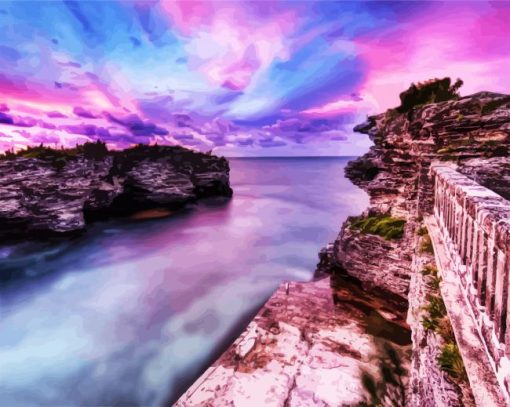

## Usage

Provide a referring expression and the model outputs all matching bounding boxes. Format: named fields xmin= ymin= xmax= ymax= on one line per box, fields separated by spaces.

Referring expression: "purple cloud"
xmin=0 ymin=112 xmax=14 ymax=125
xmin=30 ymin=132 xmax=62 ymax=145
xmin=0 ymin=103 xmax=9 ymax=112
xmin=105 ymin=112 xmax=169 ymax=137
xmin=47 ymin=111 xmax=67 ymax=118
xmin=73 ymin=106 xmax=98 ymax=119
xmin=58 ymin=61 xmax=82 ymax=68
xmin=0 ymin=112 xmax=37 ymax=127
xmin=54 ymin=81 xmax=79 ymax=91
xmin=259 ymin=137 xmax=287 ymax=148
xmin=236 ymin=138 xmax=254 ymax=146
xmin=63 ymin=124 xmax=97 ymax=136
xmin=39 ymin=120 xmax=57 ymax=130
xmin=173 ymin=133 xmax=195 ymax=141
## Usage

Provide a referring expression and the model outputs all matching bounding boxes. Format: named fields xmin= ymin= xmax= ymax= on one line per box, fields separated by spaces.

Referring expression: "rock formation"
xmin=0 ymin=143 xmax=232 ymax=239
xmin=327 ymin=80 xmax=510 ymax=406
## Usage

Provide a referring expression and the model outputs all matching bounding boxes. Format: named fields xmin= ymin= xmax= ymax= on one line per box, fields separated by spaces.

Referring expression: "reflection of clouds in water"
xmin=140 ymin=276 xmax=277 ymax=406
xmin=0 ymin=158 xmax=369 ymax=405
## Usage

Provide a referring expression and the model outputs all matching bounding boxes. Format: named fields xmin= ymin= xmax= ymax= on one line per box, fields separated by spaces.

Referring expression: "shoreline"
xmin=175 ymin=274 xmax=411 ymax=406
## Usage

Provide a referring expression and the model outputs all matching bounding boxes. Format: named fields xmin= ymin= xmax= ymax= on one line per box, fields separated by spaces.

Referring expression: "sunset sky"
xmin=1 ymin=1 xmax=509 ymax=156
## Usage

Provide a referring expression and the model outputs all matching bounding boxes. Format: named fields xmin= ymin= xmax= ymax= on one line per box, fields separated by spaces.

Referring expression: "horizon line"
xmin=224 ymin=155 xmax=359 ymax=159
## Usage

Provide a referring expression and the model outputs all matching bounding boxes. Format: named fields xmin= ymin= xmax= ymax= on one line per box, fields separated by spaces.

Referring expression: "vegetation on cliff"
xmin=350 ymin=215 xmax=406 ymax=240
xmin=396 ymin=77 xmax=463 ymax=113
xmin=0 ymin=141 xmax=224 ymax=173
xmin=360 ymin=342 xmax=408 ymax=407
xmin=420 ymin=263 xmax=468 ymax=382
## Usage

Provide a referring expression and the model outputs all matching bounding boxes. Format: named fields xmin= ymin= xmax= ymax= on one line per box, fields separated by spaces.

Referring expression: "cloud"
xmin=0 ymin=0 xmax=509 ymax=157
xmin=105 ymin=113 xmax=169 ymax=137
xmin=0 ymin=112 xmax=14 ymax=125
xmin=47 ymin=111 xmax=68 ymax=118
xmin=173 ymin=133 xmax=195 ymax=141
xmin=63 ymin=124 xmax=98 ymax=136
xmin=258 ymin=136 xmax=287 ymax=148
xmin=161 ymin=1 xmax=297 ymax=91
xmin=0 ymin=112 xmax=37 ymax=128
xmin=73 ymin=106 xmax=98 ymax=119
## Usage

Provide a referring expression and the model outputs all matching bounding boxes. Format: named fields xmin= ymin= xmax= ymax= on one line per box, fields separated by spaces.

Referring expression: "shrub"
xmin=397 ymin=77 xmax=463 ymax=113
xmin=437 ymin=343 xmax=468 ymax=381
xmin=419 ymin=235 xmax=434 ymax=254
xmin=436 ymin=318 xmax=455 ymax=343
xmin=422 ymin=316 xmax=439 ymax=331
xmin=80 ymin=140 xmax=108 ymax=160
xmin=416 ymin=226 xmax=428 ymax=236
xmin=421 ymin=264 xmax=438 ymax=277
xmin=360 ymin=343 xmax=407 ymax=407
xmin=0 ymin=141 xmax=110 ymax=164
xmin=428 ymin=276 xmax=441 ymax=290
xmin=426 ymin=295 xmax=447 ymax=320
xmin=350 ymin=215 xmax=406 ymax=240
xmin=421 ymin=295 xmax=447 ymax=332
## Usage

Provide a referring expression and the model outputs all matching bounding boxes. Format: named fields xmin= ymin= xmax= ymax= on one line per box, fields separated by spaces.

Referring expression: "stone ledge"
xmin=425 ymin=215 xmax=508 ymax=406
xmin=175 ymin=277 xmax=410 ymax=406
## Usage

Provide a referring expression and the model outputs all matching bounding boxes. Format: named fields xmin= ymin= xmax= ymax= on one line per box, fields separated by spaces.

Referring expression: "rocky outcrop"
xmin=176 ymin=276 xmax=411 ymax=406
xmin=0 ymin=144 xmax=232 ymax=238
xmin=333 ymin=219 xmax=413 ymax=303
xmin=457 ymin=156 xmax=510 ymax=200
xmin=329 ymin=82 xmax=510 ymax=406
xmin=333 ymin=89 xmax=510 ymax=297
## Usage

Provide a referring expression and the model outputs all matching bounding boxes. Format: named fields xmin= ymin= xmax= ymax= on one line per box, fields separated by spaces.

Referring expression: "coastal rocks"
xmin=457 ymin=156 xmax=510 ymax=200
xmin=346 ymin=91 xmax=510 ymax=216
xmin=125 ymin=161 xmax=196 ymax=205
xmin=176 ymin=277 xmax=411 ymax=407
xmin=335 ymin=88 xmax=510 ymax=299
xmin=332 ymin=82 xmax=510 ymax=406
xmin=0 ymin=145 xmax=232 ymax=238
xmin=333 ymin=220 xmax=412 ymax=302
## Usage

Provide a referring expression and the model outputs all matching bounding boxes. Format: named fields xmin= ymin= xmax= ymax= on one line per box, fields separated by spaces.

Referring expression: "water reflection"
xmin=0 ymin=158 xmax=369 ymax=406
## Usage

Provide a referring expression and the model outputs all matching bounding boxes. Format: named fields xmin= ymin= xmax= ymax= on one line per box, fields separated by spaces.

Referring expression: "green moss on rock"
xmin=350 ymin=215 xmax=406 ymax=240
xmin=438 ymin=343 xmax=468 ymax=381
xmin=419 ymin=234 xmax=434 ymax=254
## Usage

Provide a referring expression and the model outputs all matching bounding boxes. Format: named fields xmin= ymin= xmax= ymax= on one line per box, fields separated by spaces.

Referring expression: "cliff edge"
xmin=0 ymin=142 xmax=232 ymax=239
xmin=329 ymin=79 xmax=510 ymax=406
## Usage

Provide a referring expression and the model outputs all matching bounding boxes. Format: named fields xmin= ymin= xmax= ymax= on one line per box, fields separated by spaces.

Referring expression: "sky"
xmin=0 ymin=1 xmax=509 ymax=157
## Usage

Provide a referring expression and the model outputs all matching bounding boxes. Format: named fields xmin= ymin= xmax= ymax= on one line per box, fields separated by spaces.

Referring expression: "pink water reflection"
xmin=0 ymin=158 xmax=368 ymax=405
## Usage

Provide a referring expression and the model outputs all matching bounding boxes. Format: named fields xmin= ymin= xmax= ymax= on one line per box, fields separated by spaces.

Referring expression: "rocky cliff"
xmin=328 ymin=80 xmax=510 ymax=406
xmin=0 ymin=143 xmax=232 ymax=239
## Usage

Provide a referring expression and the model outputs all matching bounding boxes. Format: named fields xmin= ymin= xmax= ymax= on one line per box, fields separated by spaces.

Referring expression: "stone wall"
xmin=432 ymin=163 xmax=510 ymax=400
xmin=332 ymin=89 xmax=510 ymax=405
xmin=335 ymin=91 xmax=510 ymax=300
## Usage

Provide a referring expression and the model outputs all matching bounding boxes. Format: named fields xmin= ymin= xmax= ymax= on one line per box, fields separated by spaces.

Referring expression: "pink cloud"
xmin=161 ymin=1 xmax=298 ymax=90
xmin=301 ymin=97 xmax=372 ymax=117
xmin=355 ymin=3 xmax=510 ymax=111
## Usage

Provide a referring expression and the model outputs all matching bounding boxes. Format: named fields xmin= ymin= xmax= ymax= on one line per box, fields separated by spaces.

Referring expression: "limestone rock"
xmin=332 ymin=89 xmax=510 ymax=405
xmin=0 ymin=146 xmax=232 ymax=238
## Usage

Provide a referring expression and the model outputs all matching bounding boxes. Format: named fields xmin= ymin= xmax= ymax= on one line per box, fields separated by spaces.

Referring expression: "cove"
xmin=0 ymin=157 xmax=369 ymax=406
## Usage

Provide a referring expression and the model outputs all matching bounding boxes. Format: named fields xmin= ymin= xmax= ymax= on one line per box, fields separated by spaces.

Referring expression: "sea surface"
xmin=0 ymin=157 xmax=371 ymax=406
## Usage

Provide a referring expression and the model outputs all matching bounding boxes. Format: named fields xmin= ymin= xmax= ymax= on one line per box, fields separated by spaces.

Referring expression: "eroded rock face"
xmin=346 ymin=91 xmax=510 ymax=216
xmin=457 ymin=156 xmax=510 ymax=201
xmin=0 ymin=146 xmax=232 ymax=238
xmin=330 ymin=90 xmax=510 ymax=406
xmin=332 ymin=91 xmax=510 ymax=299
xmin=333 ymin=219 xmax=413 ymax=302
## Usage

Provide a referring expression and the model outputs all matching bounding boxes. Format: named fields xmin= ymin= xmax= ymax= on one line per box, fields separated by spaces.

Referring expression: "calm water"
xmin=0 ymin=157 xmax=369 ymax=406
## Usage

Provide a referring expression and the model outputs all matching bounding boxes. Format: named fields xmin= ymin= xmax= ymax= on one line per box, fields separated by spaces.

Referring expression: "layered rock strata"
xmin=329 ymin=88 xmax=510 ymax=405
xmin=0 ymin=145 xmax=232 ymax=238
